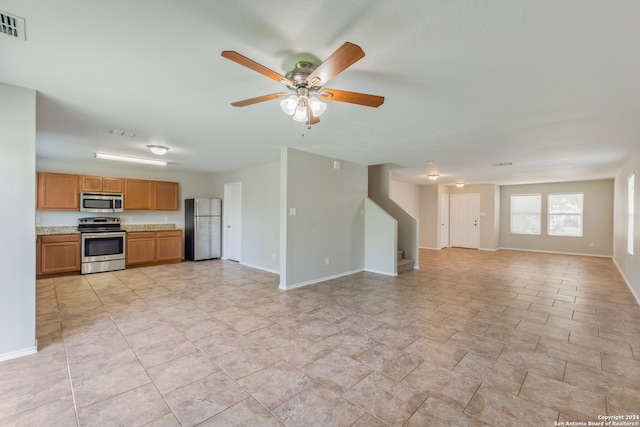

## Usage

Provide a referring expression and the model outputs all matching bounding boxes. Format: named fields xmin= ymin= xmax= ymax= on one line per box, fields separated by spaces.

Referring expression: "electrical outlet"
xmin=164 ymin=216 xmax=168 ymax=222
xmin=35 ymin=216 xmax=40 ymax=224
xmin=128 ymin=217 xmax=133 ymax=222
xmin=325 ymin=258 xmax=330 ymax=265
xmin=589 ymin=242 xmax=595 ymax=248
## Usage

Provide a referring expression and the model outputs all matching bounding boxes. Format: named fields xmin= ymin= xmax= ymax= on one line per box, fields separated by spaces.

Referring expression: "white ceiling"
xmin=2 ymin=0 xmax=640 ymax=185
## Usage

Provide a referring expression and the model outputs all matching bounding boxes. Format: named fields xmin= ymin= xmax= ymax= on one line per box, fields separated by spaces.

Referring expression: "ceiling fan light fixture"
xmin=147 ymin=145 xmax=169 ymax=155
xmin=292 ymin=101 xmax=309 ymax=122
xmin=427 ymin=173 xmax=439 ymax=180
xmin=280 ymin=95 xmax=298 ymax=115
xmin=455 ymin=182 xmax=465 ymax=187
xmin=307 ymin=97 xmax=327 ymax=117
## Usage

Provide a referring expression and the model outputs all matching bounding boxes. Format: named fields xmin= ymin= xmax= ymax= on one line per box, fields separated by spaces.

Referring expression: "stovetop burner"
xmin=78 ymin=217 xmax=122 ymax=233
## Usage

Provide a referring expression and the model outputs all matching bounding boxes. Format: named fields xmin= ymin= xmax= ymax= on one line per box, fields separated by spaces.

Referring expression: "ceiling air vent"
xmin=0 ymin=11 xmax=26 ymax=40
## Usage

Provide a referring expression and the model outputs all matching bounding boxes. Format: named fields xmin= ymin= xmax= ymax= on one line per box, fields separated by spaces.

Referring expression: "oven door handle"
xmin=81 ymin=232 xmax=126 ymax=238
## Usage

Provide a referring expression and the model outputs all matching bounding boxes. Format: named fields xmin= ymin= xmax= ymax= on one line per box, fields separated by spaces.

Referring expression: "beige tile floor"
xmin=2 ymin=248 xmax=640 ymax=426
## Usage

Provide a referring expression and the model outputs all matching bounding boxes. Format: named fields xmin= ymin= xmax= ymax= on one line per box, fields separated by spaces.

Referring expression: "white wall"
xmin=210 ymin=160 xmax=280 ymax=273
xmin=389 ymin=172 xmax=420 ymax=218
xmin=613 ymin=147 xmax=640 ymax=303
xmin=280 ymin=148 xmax=367 ymax=289
xmin=500 ymin=179 xmax=613 ymax=256
xmin=418 ymin=184 xmax=440 ymax=249
xmin=364 ymin=198 xmax=397 ymax=276
xmin=0 ymin=83 xmax=36 ymax=360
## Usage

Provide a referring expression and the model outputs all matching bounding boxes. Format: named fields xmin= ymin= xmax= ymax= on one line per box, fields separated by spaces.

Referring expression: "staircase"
xmin=397 ymin=250 xmax=414 ymax=273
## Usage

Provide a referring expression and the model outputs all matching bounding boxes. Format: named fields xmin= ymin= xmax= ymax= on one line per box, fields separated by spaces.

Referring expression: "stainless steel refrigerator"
xmin=185 ymin=198 xmax=221 ymax=261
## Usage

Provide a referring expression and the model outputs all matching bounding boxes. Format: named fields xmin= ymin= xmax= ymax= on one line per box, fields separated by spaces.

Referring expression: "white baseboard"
xmin=364 ymin=268 xmax=397 ymax=276
xmin=612 ymin=257 xmax=640 ymax=307
xmin=239 ymin=261 xmax=279 ymax=275
xmin=498 ymin=247 xmax=612 ymax=258
xmin=0 ymin=345 xmax=37 ymax=363
xmin=279 ymin=268 xmax=364 ymax=290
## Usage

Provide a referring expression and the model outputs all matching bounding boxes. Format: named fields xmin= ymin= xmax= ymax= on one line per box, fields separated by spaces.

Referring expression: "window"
xmin=629 ymin=174 xmax=634 ymax=255
xmin=548 ymin=193 xmax=583 ymax=237
xmin=511 ymin=194 xmax=541 ymax=235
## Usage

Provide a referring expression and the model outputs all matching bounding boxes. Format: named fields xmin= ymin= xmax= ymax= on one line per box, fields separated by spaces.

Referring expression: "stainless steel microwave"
xmin=80 ymin=192 xmax=124 ymax=213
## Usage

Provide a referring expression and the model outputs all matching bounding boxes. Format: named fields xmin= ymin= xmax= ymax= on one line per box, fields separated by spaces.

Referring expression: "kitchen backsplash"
xmin=35 ymin=211 xmax=183 ymax=228
xmin=37 ymin=223 xmax=177 ymax=235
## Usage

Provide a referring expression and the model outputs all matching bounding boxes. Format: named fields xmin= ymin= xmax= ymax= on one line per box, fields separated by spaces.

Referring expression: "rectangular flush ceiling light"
xmin=95 ymin=153 xmax=167 ymax=166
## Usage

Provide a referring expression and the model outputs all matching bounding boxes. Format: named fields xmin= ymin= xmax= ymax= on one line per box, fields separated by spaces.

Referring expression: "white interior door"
xmin=440 ymin=194 xmax=449 ymax=248
xmin=223 ymin=182 xmax=241 ymax=261
xmin=450 ymin=193 xmax=479 ymax=249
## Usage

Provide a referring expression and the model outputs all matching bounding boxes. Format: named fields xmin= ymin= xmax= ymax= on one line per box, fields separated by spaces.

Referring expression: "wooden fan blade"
xmin=221 ymin=51 xmax=293 ymax=86
xmin=230 ymin=92 xmax=287 ymax=107
xmin=320 ymin=89 xmax=384 ymax=107
xmin=306 ymin=104 xmax=320 ymax=125
xmin=307 ymin=42 xmax=365 ymax=86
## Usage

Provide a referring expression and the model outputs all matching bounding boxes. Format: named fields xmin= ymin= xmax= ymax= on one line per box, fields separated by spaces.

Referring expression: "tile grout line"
xmin=56 ymin=281 xmax=82 ymax=427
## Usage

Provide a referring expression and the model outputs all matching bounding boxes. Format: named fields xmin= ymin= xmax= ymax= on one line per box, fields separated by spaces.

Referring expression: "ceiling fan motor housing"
xmin=286 ymin=61 xmax=316 ymax=88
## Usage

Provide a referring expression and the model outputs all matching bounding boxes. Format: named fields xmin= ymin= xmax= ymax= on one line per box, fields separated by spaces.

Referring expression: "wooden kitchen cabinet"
xmin=153 ymin=181 xmax=179 ymax=210
xmin=37 ymin=171 xmax=178 ymax=211
xmin=126 ymin=232 xmax=157 ymax=265
xmin=123 ymin=179 xmax=154 ymax=210
xmin=39 ymin=234 xmax=81 ymax=274
xmin=80 ymin=175 xmax=123 ymax=193
xmin=126 ymin=230 xmax=182 ymax=266
xmin=37 ymin=172 xmax=80 ymax=210
xmin=156 ymin=230 xmax=183 ymax=263
xmin=123 ymin=179 xmax=179 ymax=210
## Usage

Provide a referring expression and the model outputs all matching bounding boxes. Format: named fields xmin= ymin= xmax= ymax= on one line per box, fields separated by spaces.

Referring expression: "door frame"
xmin=439 ymin=193 xmax=449 ymax=249
xmin=222 ymin=182 xmax=242 ymax=261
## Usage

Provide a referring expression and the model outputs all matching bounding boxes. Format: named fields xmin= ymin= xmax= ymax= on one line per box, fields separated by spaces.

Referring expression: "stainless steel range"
xmin=78 ymin=217 xmax=126 ymax=274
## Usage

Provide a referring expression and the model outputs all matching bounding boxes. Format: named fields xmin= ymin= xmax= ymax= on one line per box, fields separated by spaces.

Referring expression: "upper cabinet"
xmin=123 ymin=179 xmax=155 ymax=210
xmin=37 ymin=172 xmax=80 ymax=210
xmin=80 ymin=175 xmax=123 ymax=193
xmin=154 ymin=181 xmax=179 ymax=210
xmin=37 ymin=172 xmax=179 ymax=211
xmin=123 ymin=179 xmax=179 ymax=210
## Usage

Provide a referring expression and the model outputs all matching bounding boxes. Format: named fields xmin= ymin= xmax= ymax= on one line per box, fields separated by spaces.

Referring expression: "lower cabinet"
xmin=35 ymin=230 xmax=181 ymax=276
xmin=126 ymin=230 xmax=182 ymax=266
xmin=126 ymin=232 xmax=156 ymax=265
xmin=39 ymin=234 xmax=81 ymax=275
xmin=156 ymin=230 xmax=183 ymax=263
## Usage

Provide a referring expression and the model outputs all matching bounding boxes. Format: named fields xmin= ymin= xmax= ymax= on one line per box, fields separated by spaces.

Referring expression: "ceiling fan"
xmin=221 ymin=42 xmax=384 ymax=125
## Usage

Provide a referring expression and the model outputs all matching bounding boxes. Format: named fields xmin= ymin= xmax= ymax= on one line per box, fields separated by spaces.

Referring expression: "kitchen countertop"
xmin=36 ymin=224 xmax=178 ymax=236
xmin=122 ymin=224 xmax=177 ymax=232
xmin=36 ymin=226 xmax=79 ymax=235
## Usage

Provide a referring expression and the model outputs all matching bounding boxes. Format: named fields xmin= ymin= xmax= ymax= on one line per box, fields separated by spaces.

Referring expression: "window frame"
xmin=547 ymin=192 xmax=584 ymax=237
xmin=510 ymin=193 xmax=542 ymax=235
